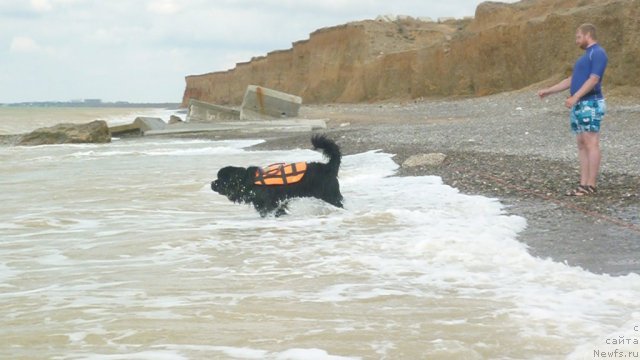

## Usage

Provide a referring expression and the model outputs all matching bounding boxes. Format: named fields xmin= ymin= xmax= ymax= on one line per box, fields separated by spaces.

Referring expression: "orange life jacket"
xmin=254 ymin=162 xmax=307 ymax=186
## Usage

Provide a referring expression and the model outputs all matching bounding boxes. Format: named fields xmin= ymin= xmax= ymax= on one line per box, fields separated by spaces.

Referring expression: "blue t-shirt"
xmin=571 ymin=43 xmax=608 ymax=100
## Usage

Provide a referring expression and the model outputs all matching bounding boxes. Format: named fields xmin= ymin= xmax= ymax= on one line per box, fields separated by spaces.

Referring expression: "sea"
xmin=1 ymin=107 xmax=639 ymax=359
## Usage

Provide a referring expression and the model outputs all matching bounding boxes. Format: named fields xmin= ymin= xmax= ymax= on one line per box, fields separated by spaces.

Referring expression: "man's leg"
xmin=576 ymin=134 xmax=590 ymax=186
xmin=585 ymin=132 xmax=602 ymax=187
xmin=577 ymin=132 xmax=601 ymax=187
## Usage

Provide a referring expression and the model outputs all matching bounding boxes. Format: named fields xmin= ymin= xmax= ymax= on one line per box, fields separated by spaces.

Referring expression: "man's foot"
xmin=565 ymin=185 xmax=596 ymax=196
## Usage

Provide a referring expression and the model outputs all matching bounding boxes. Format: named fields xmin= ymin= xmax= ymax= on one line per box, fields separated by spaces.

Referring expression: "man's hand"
xmin=565 ymin=95 xmax=579 ymax=108
xmin=537 ymin=76 xmax=572 ymax=100
xmin=537 ymin=89 xmax=549 ymax=99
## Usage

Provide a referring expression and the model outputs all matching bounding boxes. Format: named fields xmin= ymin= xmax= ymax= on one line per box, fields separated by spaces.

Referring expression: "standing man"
xmin=538 ymin=23 xmax=608 ymax=196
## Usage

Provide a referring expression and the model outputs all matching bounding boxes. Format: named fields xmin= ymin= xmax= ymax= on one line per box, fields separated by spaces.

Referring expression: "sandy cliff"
xmin=182 ymin=0 xmax=640 ymax=106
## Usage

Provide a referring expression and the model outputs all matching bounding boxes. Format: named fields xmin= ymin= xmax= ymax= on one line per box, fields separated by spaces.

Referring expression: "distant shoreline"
xmin=0 ymin=102 xmax=182 ymax=109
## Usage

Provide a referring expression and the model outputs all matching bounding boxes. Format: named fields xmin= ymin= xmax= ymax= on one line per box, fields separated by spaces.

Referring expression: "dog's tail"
xmin=312 ymin=134 xmax=341 ymax=175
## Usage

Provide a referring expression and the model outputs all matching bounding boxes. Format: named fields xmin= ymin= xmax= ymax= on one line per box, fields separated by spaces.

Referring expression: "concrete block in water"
xmin=169 ymin=115 xmax=183 ymax=124
xmin=110 ymin=117 xmax=166 ymax=137
xmin=144 ymin=119 xmax=327 ymax=136
xmin=240 ymin=85 xmax=302 ymax=120
xmin=187 ymin=99 xmax=240 ymax=122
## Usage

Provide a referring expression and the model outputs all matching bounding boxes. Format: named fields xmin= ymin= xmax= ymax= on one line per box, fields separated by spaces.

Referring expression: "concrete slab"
xmin=143 ymin=119 xmax=326 ymax=136
xmin=109 ymin=123 xmax=141 ymax=137
xmin=240 ymin=85 xmax=302 ymax=120
xmin=110 ymin=117 xmax=166 ymax=137
xmin=187 ymin=99 xmax=240 ymax=122
xmin=134 ymin=117 xmax=166 ymax=133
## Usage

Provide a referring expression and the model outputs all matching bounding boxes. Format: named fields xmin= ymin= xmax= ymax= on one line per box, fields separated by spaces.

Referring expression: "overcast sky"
xmin=0 ymin=0 xmax=517 ymax=103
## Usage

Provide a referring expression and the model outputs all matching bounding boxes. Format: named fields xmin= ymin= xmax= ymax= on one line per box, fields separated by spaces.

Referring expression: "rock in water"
xmin=18 ymin=120 xmax=111 ymax=146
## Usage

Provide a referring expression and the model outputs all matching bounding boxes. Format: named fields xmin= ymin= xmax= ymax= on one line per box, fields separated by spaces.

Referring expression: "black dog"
xmin=211 ymin=135 xmax=343 ymax=217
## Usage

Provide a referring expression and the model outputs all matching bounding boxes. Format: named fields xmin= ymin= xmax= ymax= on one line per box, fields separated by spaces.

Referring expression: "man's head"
xmin=576 ymin=23 xmax=597 ymax=50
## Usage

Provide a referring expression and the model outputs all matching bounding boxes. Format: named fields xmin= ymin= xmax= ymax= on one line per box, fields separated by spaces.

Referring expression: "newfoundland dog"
xmin=211 ymin=135 xmax=343 ymax=217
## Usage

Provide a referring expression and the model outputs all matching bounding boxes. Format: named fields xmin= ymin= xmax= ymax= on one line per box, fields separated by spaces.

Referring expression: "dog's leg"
xmin=253 ymin=197 xmax=282 ymax=218
xmin=274 ymin=201 xmax=290 ymax=217
xmin=326 ymin=196 xmax=343 ymax=209
xmin=252 ymin=199 xmax=270 ymax=218
xmin=321 ymin=179 xmax=344 ymax=208
xmin=255 ymin=205 xmax=272 ymax=218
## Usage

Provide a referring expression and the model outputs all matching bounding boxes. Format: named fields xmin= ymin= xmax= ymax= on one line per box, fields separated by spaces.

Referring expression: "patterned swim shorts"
xmin=570 ymin=98 xmax=606 ymax=134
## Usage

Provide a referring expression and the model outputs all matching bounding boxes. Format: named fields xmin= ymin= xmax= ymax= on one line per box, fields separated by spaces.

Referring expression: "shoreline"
xmin=175 ymin=91 xmax=639 ymax=276
xmin=3 ymin=92 xmax=639 ymax=275
xmin=245 ymin=127 xmax=640 ymax=276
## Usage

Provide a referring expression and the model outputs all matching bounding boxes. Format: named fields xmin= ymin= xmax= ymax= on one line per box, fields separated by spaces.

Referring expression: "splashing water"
xmin=1 ymin=138 xmax=639 ymax=359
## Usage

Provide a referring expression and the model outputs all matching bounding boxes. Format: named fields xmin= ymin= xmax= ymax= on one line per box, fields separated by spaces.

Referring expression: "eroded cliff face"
xmin=182 ymin=0 xmax=639 ymax=106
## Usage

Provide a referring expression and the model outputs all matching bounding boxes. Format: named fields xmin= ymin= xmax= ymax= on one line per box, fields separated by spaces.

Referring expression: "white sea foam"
xmin=1 ymin=138 xmax=639 ymax=359
xmin=59 ymin=345 xmax=361 ymax=360
xmin=275 ymin=348 xmax=360 ymax=360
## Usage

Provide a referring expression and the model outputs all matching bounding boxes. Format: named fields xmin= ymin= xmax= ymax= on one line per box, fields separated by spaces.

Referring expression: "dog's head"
xmin=211 ymin=166 xmax=256 ymax=203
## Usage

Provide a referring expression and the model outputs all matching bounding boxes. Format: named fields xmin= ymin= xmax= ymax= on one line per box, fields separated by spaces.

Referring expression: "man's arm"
xmin=564 ymin=75 xmax=600 ymax=108
xmin=537 ymin=77 xmax=571 ymax=98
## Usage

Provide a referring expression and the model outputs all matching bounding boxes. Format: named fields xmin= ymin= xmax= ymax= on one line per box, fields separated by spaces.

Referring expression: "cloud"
xmin=30 ymin=0 xmax=53 ymax=12
xmin=147 ymin=0 xmax=182 ymax=15
xmin=30 ymin=0 xmax=87 ymax=12
xmin=9 ymin=36 xmax=42 ymax=53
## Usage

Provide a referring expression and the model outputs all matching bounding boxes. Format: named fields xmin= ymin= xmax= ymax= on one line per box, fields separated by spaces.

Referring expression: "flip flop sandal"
xmin=565 ymin=185 xmax=591 ymax=196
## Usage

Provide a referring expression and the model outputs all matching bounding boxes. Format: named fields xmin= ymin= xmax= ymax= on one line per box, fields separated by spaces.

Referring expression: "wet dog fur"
xmin=211 ymin=135 xmax=343 ymax=217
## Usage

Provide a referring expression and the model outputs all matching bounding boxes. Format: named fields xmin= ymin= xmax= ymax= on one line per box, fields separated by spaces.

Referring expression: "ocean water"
xmin=1 ymin=110 xmax=640 ymax=359
xmin=0 ymin=107 xmax=177 ymax=135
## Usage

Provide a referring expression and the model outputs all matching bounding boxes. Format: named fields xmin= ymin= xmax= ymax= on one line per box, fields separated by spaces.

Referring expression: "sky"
xmin=0 ymin=0 xmax=517 ymax=103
